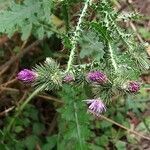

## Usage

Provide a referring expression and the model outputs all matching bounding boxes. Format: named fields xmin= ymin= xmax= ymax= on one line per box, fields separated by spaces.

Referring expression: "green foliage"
xmin=0 ymin=0 xmax=53 ymax=40
xmin=0 ymin=104 xmax=45 ymax=150
xmin=115 ymin=140 xmax=126 ymax=150
xmin=138 ymin=27 xmax=150 ymax=39
xmin=79 ymin=31 xmax=104 ymax=61
xmin=57 ymin=85 xmax=92 ymax=150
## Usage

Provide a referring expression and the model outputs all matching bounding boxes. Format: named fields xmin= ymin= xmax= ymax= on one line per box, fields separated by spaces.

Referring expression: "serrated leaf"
xmin=37 ymin=26 xmax=45 ymax=39
xmin=21 ymin=24 xmax=32 ymax=40
xmin=24 ymin=135 xmax=39 ymax=150
xmin=0 ymin=0 xmax=40 ymax=33
xmin=33 ymin=123 xmax=45 ymax=135
xmin=115 ymin=140 xmax=126 ymax=150
xmin=14 ymin=126 xmax=24 ymax=133
xmin=0 ymin=0 xmax=52 ymax=39
xmin=0 ymin=0 xmax=12 ymax=11
xmin=79 ymin=31 xmax=104 ymax=60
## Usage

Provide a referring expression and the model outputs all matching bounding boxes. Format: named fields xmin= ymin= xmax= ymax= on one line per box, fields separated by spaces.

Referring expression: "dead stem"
xmin=100 ymin=114 xmax=150 ymax=141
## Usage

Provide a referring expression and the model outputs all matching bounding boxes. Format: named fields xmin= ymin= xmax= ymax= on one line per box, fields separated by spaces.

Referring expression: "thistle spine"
xmin=66 ymin=0 xmax=92 ymax=72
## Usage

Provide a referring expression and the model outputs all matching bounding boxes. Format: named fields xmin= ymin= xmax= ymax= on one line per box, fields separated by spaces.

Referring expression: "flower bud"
xmin=87 ymin=71 xmax=107 ymax=84
xmin=122 ymin=81 xmax=140 ymax=93
xmin=128 ymin=81 xmax=140 ymax=93
xmin=63 ymin=74 xmax=75 ymax=83
xmin=17 ymin=69 xmax=37 ymax=83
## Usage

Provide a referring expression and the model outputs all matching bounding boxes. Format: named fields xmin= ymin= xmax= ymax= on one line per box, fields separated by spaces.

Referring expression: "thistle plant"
xmin=1 ymin=0 xmax=150 ymax=149
xmin=15 ymin=0 xmax=149 ymax=115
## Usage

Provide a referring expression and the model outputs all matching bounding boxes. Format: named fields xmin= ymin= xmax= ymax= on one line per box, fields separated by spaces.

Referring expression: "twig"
xmin=0 ymin=78 xmax=17 ymax=87
xmin=7 ymin=63 xmax=19 ymax=81
xmin=38 ymin=94 xmax=63 ymax=104
xmin=0 ymin=66 xmax=9 ymax=76
xmin=0 ymin=87 xmax=19 ymax=93
xmin=129 ymin=21 xmax=144 ymax=43
xmin=35 ymin=144 xmax=41 ymax=150
xmin=0 ymin=79 xmax=18 ymax=94
xmin=0 ymin=106 xmax=15 ymax=116
xmin=100 ymin=115 xmax=150 ymax=141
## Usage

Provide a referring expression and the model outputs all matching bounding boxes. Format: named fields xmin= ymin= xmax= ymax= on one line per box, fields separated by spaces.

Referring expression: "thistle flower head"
xmin=128 ymin=81 xmax=140 ymax=93
xmin=83 ymin=98 xmax=106 ymax=116
xmin=17 ymin=69 xmax=37 ymax=83
xmin=87 ymin=71 xmax=107 ymax=84
xmin=122 ymin=81 xmax=140 ymax=93
xmin=63 ymin=74 xmax=75 ymax=83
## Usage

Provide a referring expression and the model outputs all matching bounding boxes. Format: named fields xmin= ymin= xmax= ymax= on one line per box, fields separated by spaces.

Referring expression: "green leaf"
xmin=115 ymin=140 xmax=126 ymax=150
xmin=89 ymin=144 xmax=104 ymax=150
xmin=21 ymin=23 xmax=32 ymax=40
xmin=42 ymin=135 xmax=57 ymax=150
xmin=0 ymin=0 xmax=53 ymax=39
xmin=37 ymin=26 xmax=45 ymax=39
xmin=42 ymin=0 xmax=53 ymax=21
xmin=58 ymin=85 xmax=92 ymax=149
xmin=99 ymin=120 xmax=112 ymax=129
xmin=138 ymin=27 xmax=150 ymax=39
xmin=79 ymin=31 xmax=104 ymax=60
xmin=0 ymin=143 xmax=9 ymax=150
xmin=115 ymin=112 xmax=125 ymax=124
xmin=0 ymin=0 xmax=39 ymax=34
xmin=136 ymin=117 xmax=150 ymax=133
xmin=14 ymin=126 xmax=24 ymax=133
xmin=95 ymin=135 xmax=109 ymax=147
xmin=0 ymin=0 xmax=12 ymax=11
xmin=33 ymin=123 xmax=45 ymax=135
xmin=24 ymin=135 xmax=39 ymax=150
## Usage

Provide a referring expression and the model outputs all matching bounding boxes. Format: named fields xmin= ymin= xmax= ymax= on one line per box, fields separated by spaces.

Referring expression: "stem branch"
xmin=66 ymin=0 xmax=91 ymax=72
xmin=108 ymin=42 xmax=117 ymax=71
xmin=100 ymin=115 xmax=150 ymax=141
xmin=74 ymin=102 xmax=83 ymax=150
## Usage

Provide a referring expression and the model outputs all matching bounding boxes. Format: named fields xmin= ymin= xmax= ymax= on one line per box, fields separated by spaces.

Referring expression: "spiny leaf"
xmin=0 ymin=0 xmax=12 ymax=11
xmin=0 ymin=0 xmax=53 ymax=39
xmin=79 ymin=31 xmax=104 ymax=60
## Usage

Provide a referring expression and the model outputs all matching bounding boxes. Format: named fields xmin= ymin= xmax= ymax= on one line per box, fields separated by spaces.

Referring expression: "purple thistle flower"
xmin=87 ymin=71 xmax=107 ymax=84
xmin=17 ymin=69 xmax=37 ymax=83
xmin=83 ymin=98 xmax=106 ymax=116
xmin=128 ymin=81 xmax=140 ymax=93
xmin=63 ymin=74 xmax=75 ymax=83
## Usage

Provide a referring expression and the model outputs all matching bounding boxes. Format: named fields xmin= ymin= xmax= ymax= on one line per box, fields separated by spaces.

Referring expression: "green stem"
xmin=108 ymin=42 xmax=117 ymax=71
xmin=66 ymin=0 xmax=92 ymax=72
xmin=74 ymin=102 xmax=83 ymax=150
xmin=4 ymin=85 xmax=45 ymax=138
